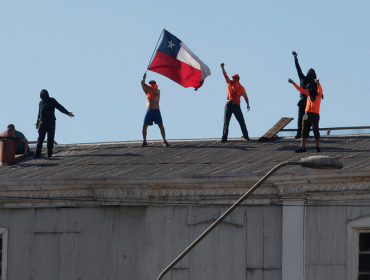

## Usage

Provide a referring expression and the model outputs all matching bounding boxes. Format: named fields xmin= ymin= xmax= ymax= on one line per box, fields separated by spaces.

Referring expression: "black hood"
xmin=306 ymin=68 xmax=317 ymax=81
xmin=300 ymin=68 xmax=317 ymax=89
xmin=40 ymin=89 xmax=49 ymax=101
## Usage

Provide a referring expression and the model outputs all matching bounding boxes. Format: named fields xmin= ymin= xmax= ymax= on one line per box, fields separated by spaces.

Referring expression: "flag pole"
xmin=145 ymin=27 xmax=165 ymax=74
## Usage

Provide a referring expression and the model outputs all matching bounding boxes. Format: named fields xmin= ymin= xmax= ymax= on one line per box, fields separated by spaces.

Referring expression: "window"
xmin=0 ymin=228 xmax=8 ymax=280
xmin=347 ymin=216 xmax=370 ymax=280
xmin=359 ymin=232 xmax=370 ymax=280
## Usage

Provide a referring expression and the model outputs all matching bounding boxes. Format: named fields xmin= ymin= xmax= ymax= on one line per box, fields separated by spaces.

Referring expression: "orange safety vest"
xmin=294 ymin=84 xmax=323 ymax=114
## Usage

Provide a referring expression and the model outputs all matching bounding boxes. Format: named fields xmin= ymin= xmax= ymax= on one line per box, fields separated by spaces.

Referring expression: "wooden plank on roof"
xmin=258 ymin=117 xmax=294 ymax=142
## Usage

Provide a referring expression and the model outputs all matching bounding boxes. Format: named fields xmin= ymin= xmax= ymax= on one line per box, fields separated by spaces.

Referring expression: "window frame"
xmin=0 ymin=227 xmax=8 ymax=280
xmin=347 ymin=216 xmax=370 ymax=280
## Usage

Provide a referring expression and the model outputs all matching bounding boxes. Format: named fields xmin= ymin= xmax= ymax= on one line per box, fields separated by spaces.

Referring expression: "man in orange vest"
xmin=288 ymin=78 xmax=323 ymax=152
xmin=292 ymin=51 xmax=317 ymax=139
xmin=220 ymin=63 xmax=250 ymax=143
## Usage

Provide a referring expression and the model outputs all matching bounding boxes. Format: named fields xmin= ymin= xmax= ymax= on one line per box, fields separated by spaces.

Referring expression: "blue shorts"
xmin=143 ymin=109 xmax=163 ymax=125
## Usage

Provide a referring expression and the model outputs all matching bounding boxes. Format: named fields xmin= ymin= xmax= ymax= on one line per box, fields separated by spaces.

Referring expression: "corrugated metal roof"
xmin=1 ymin=135 xmax=370 ymax=179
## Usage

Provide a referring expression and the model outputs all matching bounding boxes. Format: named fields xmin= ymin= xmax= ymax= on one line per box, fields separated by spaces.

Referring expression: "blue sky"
xmin=1 ymin=0 xmax=369 ymax=144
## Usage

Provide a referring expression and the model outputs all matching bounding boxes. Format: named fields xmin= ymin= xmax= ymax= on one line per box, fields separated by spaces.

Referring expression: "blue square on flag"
xmin=158 ymin=31 xmax=182 ymax=58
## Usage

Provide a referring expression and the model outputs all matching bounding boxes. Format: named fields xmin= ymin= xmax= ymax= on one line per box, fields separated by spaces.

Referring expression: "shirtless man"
xmin=141 ymin=73 xmax=169 ymax=147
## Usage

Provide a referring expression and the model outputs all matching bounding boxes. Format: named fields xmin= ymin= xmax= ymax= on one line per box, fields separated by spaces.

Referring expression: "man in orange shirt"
xmin=288 ymin=78 xmax=323 ymax=153
xmin=220 ymin=63 xmax=250 ymax=143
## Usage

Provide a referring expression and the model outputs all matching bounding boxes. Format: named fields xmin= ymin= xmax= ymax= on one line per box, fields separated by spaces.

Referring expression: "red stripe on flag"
xmin=148 ymin=51 xmax=202 ymax=88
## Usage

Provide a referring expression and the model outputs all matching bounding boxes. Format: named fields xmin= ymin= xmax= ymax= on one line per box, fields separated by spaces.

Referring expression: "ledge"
xmin=0 ymin=171 xmax=367 ymax=207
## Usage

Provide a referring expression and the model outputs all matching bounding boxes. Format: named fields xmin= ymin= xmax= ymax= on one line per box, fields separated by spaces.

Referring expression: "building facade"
xmin=0 ymin=169 xmax=369 ymax=280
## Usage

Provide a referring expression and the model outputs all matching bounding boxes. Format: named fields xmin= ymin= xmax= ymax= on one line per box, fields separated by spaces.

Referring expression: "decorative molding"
xmin=0 ymin=189 xmax=95 ymax=199
xmin=276 ymin=182 xmax=370 ymax=195
xmin=0 ymin=173 xmax=369 ymax=207
xmin=94 ymin=186 xmax=279 ymax=199
xmin=305 ymin=192 xmax=370 ymax=202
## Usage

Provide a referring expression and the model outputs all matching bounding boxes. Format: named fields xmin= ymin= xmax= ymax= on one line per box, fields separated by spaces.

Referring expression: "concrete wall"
xmin=305 ymin=203 xmax=370 ymax=280
xmin=0 ymin=205 xmax=282 ymax=280
xmin=305 ymin=205 xmax=347 ymax=280
xmin=1 ymin=201 xmax=370 ymax=279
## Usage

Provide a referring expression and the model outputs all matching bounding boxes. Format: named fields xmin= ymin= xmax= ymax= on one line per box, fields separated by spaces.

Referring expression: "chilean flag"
xmin=148 ymin=29 xmax=211 ymax=90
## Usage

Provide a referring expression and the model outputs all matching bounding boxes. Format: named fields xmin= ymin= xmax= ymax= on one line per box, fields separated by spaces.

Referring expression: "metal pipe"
xmin=281 ymin=125 xmax=370 ymax=135
xmin=156 ymin=156 xmax=342 ymax=280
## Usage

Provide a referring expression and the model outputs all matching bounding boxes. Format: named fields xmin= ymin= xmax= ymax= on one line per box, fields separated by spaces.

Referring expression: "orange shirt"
xmin=224 ymin=73 xmax=247 ymax=106
xmin=294 ymin=83 xmax=323 ymax=114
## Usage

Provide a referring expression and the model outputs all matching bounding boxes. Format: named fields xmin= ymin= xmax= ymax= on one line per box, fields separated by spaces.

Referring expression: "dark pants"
xmin=36 ymin=121 xmax=56 ymax=154
xmin=302 ymin=112 xmax=320 ymax=139
xmin=222 ymin=101 xmax=249 ymax=141
xmin=297 ymin=98 xmax=306 ymax=136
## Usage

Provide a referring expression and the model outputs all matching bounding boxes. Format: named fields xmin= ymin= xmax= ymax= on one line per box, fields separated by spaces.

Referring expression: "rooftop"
xmin=1 ymin=134 xmax=370 ymax=179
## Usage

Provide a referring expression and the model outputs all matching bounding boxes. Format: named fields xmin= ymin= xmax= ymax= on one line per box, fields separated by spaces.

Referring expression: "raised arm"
xmin=141 ymin=73 xmax=160 ymax=95
xmin=288 ymin=78 xmax=306 ymax=95
xmin=292 ymin=51 xmax=305 ymax=80
xmin=141 ymin=73 xmax=148 ymax=93
xmin=221 ymin=63 xmax=230 ymax=82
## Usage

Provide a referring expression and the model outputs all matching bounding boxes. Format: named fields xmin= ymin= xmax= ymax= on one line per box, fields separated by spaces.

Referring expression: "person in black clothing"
xmin=292 ymin=51 xmax=317 ymax=138
xmin=35 ymin=89 xmax=74 ymax=158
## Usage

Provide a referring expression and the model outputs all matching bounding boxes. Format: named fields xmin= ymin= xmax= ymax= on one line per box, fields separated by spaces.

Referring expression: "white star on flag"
xmin=167 ymin=40 xmax=175 ymax=49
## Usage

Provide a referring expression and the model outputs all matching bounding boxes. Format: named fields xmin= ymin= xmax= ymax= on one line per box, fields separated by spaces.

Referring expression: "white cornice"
xmin=0 ymin=171 xmax=369 ymax=207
